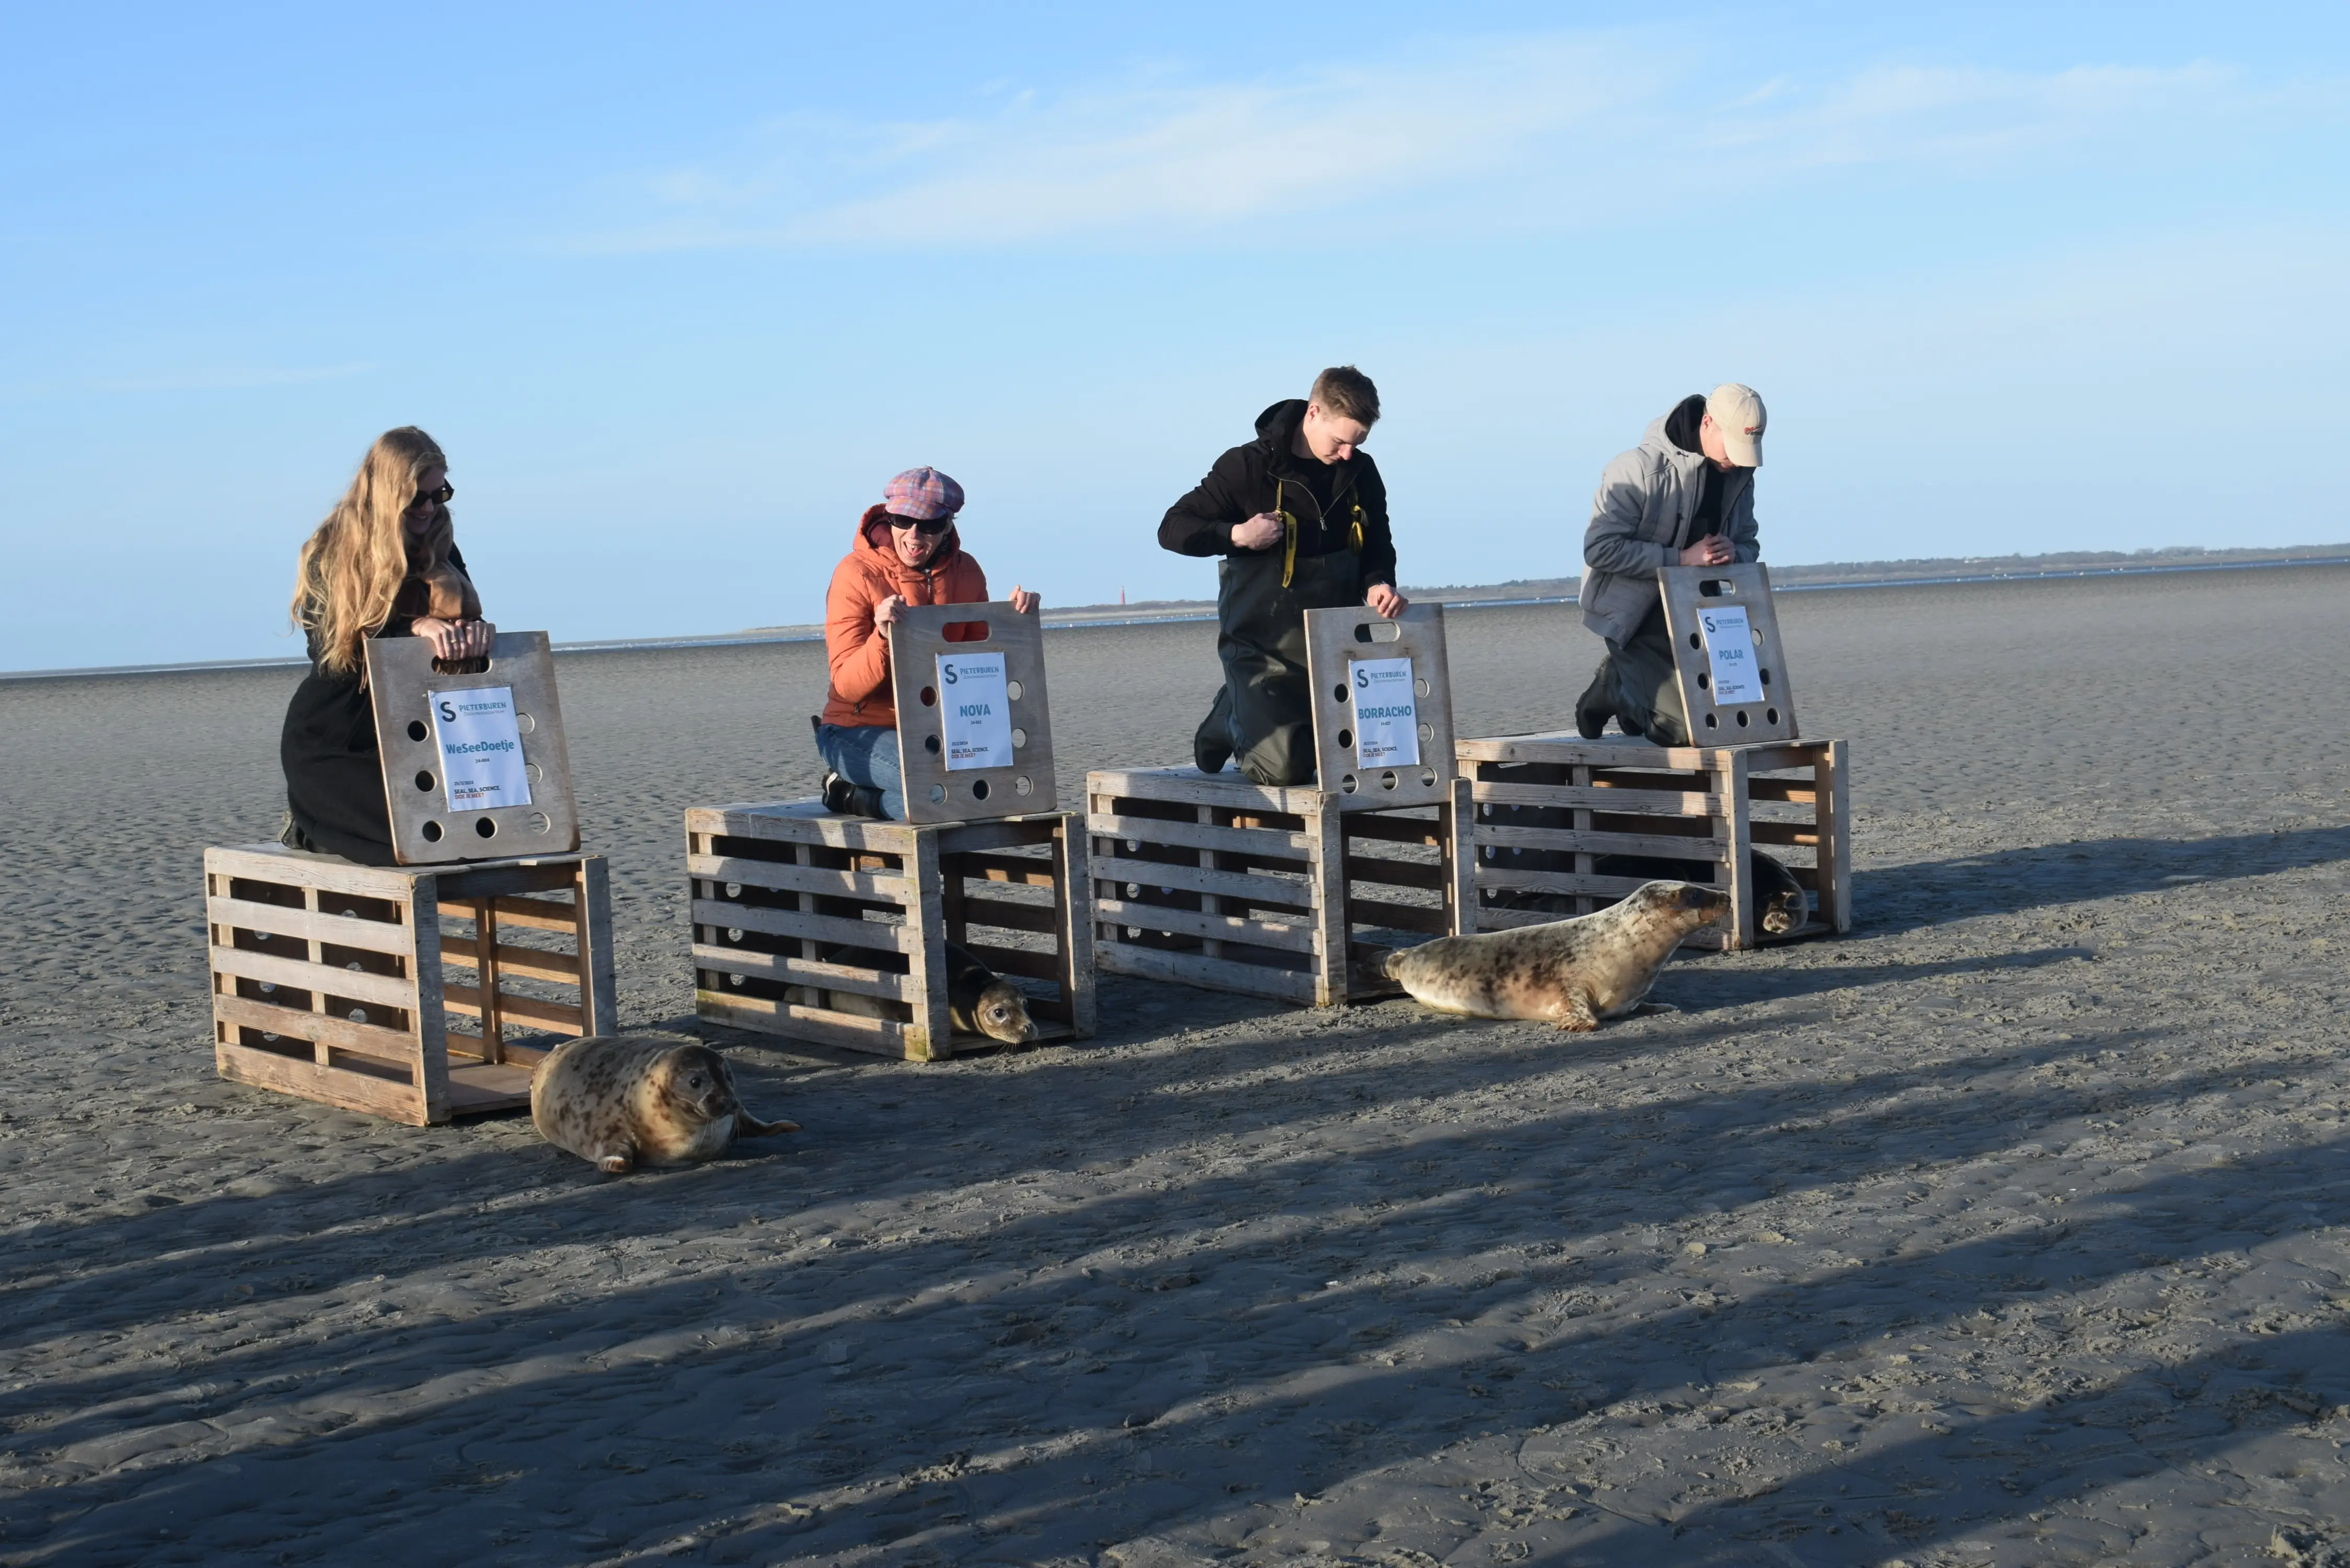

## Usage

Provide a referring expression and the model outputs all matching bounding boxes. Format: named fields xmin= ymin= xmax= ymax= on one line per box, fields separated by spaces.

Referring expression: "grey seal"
xmin=531 ymin=1033 xmax=798 ymax=1174
xmin=1381 ymin=880 xmax=1730 ymax=1030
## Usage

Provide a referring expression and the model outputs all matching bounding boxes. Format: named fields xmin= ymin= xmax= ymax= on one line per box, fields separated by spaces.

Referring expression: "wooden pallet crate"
xmin=1087 ymin=766 xmax=1474 ymax=1006
xmin=687 ymin=801 xmax=1094 ymax=1060
xmin=1457 ymin=732 xmax=1850 ymax=951
xmin=204 ymin=844 xmax=617 ymax=1125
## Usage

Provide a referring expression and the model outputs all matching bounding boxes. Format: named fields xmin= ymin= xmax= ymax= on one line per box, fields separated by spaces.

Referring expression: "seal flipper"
xmin=1550 ymin=991 xmax=1600 ymax=1032
xmin=732 ymin=1111 xmax=801 ymax=1138
xmin=597 ymin=1146 xmax=636 ymax=1174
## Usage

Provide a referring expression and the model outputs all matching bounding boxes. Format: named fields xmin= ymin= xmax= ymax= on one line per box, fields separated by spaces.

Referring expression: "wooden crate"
xmin=362 ymin=630 xmax=582 ymax=863
xmin=1458 ymin=732 xmax=1850 ymax=951
xmin=884 ymin=601 xmax=1057 ymax=823
xmin=205 ymin=844 xmax=617 ymax=1125
xmin=1087 ymin=766 xmax=1474 ymax=1006
xmin=687 ymin=801 xmax=1094 ymax=1060
xmin=1659 ymin=564 xmax=1799 ymax=745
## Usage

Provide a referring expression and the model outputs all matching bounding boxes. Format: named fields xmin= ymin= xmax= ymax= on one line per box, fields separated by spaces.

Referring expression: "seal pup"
xmin=531 ymin=1033 xmax=798 ymax=1174
xmin=1381 ymin=880 xmax=1730 ymax=1031
xmin=1488 ymin=849 xmax=1806 ymax=937
xmin=788 ymin=941 xmax=1039 ymax=1045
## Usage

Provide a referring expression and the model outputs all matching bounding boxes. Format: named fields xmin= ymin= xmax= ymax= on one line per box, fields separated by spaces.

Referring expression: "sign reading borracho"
xmin=937 ymin=650 xmax=1013 ymax=770
xmin=427 ymin=685 xmax=533 ymax=812
xmin=1349 ymin=656 xmax=1421 ymax=767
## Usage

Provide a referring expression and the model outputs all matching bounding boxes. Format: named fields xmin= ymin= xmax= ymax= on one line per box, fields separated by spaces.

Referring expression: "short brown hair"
xmin=1309 ymin=365 xmax=1380 ymax=426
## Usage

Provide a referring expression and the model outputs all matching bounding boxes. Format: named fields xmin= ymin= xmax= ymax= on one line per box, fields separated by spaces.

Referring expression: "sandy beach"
xmin=4 ymin=564 xmax=2350 ymax=1566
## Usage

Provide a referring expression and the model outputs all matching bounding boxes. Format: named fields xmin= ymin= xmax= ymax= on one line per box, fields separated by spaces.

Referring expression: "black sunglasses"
xmin=887 ymin=512 xmax=952 ymax=535
xmin=408 ymin=481 xmax=454 ymax=512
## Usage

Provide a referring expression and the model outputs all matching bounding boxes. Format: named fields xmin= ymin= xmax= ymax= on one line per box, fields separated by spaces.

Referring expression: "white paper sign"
xmin=1350 ymin=656 xmax=1421 ymax=767
xmin=428 ymin=686 xmax=532 ymax=813
xmin=937 ymin=651 xmax=1012 ymax=771
xmin=1698 ymin=605 xmax=1763 ymax=705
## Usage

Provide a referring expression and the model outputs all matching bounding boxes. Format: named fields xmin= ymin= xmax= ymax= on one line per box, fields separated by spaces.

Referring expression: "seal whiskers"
xmin=1381 ymin=881 xmax=1730 ymax=1030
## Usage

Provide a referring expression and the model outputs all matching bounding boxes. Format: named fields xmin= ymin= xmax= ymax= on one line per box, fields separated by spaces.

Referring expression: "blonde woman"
xmin=279 ymin=427 xmax=495 ymax=862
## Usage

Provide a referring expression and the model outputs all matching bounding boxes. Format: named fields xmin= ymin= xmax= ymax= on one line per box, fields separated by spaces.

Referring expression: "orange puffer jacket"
xmin=821 ymin=505 xmax=992 ymax=729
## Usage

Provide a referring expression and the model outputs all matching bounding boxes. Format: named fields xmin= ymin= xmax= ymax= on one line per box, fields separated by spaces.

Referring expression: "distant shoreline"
xmin=6 ymin=544 xmax=2345 ymax=683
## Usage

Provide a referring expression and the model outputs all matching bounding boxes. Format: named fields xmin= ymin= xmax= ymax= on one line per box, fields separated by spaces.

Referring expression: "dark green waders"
xmin=1580 ymin=606 xmax=1691 ymax=747
xmin=1194 ymin=546 xmax=1364 ymax=786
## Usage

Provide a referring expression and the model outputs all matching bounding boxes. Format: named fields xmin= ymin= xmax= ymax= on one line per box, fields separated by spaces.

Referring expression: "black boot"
xmin=1194 ymin=685 xmax=1235 ymax=774
xmin=1574 ymin=656 xmax=1616 ymax=740
xmin=849 ymin=783 xmax=889 ymax=820
xmin=820 ymin=770 xmax=857 ymax=814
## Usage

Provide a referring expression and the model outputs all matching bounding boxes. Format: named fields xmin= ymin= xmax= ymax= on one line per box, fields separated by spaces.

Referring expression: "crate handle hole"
xmin=1353 ymin=621 xmax=1403 ymax=644
xmin=1698 ymin=578 xmax=1735 ymax=597
xmin=942 ymin=620 xmax=989 ymax=640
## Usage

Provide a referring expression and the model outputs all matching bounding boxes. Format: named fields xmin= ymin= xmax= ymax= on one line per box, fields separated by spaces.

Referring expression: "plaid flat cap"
xmin=882 ymin=467 xmax=964 ymax=521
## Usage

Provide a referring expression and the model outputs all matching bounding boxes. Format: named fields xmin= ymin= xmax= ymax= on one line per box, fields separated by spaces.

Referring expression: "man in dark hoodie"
xmin=1159 ymin=366 xmax=1406 ymax=785
xmin=1574 ymin=383 xmax=1767 ymax=745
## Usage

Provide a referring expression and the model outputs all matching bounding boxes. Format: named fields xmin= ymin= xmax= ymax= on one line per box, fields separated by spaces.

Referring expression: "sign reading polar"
xmin=427 ymin=685 xmax=532 ymax=811
xmin=937 ymin=651 xmax=1013 ymax=771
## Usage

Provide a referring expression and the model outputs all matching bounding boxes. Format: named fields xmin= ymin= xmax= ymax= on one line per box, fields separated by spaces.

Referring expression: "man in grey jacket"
xmin=1574 ymin=384 xmax=1767 ymax=745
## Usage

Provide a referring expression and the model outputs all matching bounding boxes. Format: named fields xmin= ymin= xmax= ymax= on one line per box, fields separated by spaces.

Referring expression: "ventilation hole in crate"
xmin=414 ymin=770 xmax=435 ymax=791
xmin=1702 ymin=714 xmax=1718 ymax=730
xmin=728 ymin=927 xmax=744 ymax=942
xmin=345 ymin=960 xmax=362 ymax=972
xmin=526 ymin=762 xmax=544 ymax=782
xmin=919 ymin=686 xmax=938 ymax=707
xmin=1333 ymin=683 xmax=1349 ymax=703
xmin=407 ymin=720 xmax=429 ymax=742
xmin=1416 ymin=677 xmax=1431 ymax=697
xmin=1380 ymin=770 xmax=1399 ymax=791
xmin=422 ymin=821 xmax=444 ymax=841
xmin=527 ymin=811 xmax=551 ymax=834
xmin=924 ymin=734 xmax=942 ymax=755
xmin=516 ymin=712 xmax=536 ymax=734
xmin=475 ymin=817 xmax=498 ymax=837
xmin=349 ymin=1008 xmax=367 ymax=1024
xmin=1766 ymin=707 xmax=1781 ymax=724
xmin=724 ymin=882 xmax=742 ymax=898
xmin=1125 ymin=882 xmax=1141 ymax=897
xmin=259 ymin=982 xmax=277 ymax=995
xmin=1759 ymin=668 xmax=1772 ymax=686
xmin=971 ymin=779 xmax=992 ymax=801
xmin=1124 ymin=838 xmax=1140 ymax=851
xmin=262 ymin=1032 xmax=280 ymax=1043
xmin=929 ymin=785 xmax=947 ymax=803
xmin=1126 ymin=927 xmax=1142 ymax=938
xmin=1010 ymin=727 xmax=1027 ymax=748
xmin=1419 ymin=722 xmax=1434 ymax=741
xmin=1483 ymin=846 xmax=1496 ymax=860
xmin=1340 ymin=774 xmax=1360 ymax=794
xmin=1337 ymin=728 xmax=1354 ymax=749
xmin=1697 ymin=671 xmax=1710 ymax=689
xmin=1734 ymin=711 xmax=1751 ymax=728
xmin=1689 ymin=631 xmax=1702 ymax=649
xmin=1007 ymin=679 xmax=1024 ymax=701
xmin=1420 ymin=767 xmax=1437 ymax=787
xmin=1015 ymin=775 xmax=1033 ymax=795
xmin=729 ymin=973 xmax=745 ymax=987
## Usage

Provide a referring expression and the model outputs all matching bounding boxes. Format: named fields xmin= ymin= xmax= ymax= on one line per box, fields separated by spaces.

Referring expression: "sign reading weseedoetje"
xmin=428 ymin=686 xmax=533 ymax=813
xmin=1350 ymin=656 xmax=1421 ymax=767
xmin=1698 ymin=605 xmax=1763 ymax=705
xmin=937 ymin=651 xmax=1013 ymax=771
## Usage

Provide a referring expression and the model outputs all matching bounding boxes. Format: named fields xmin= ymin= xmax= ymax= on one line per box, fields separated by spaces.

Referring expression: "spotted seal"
xmin=531 ymin=1033 xmax=798 ymax=1174
xmin=1380 ymin=880 xmax=1730 ymax=1030
xmin=788 ymin=941 xmax=1039 ymax=1045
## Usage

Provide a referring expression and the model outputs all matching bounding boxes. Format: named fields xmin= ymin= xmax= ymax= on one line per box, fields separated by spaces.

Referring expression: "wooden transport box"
xmin=204 ymin=844 xmax=617 ymax=1125
xmin=688 ymin=801 xmax=1095 ymax=1060
xmin=1087 ymin=766 xmax=1474 ymax=1007
xmin=1458 ymin=732 xmax=1850 ymax=951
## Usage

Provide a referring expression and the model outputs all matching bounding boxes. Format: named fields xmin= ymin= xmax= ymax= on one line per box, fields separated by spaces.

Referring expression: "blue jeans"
xmin=815 ymin=723 xmax=905 ymax=821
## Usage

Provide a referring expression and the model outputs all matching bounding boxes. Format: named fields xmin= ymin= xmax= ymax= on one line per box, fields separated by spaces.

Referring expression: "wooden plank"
xmin=946 ymin=850 xmax=1059 ymax=887
xmin=573 ymin=855 xmax=619 ymax=1036
xmin=956 ymin=896 xmax=1059 ymax=936
xmin=204 ymin=845 xmax=422 ymax=901
xmin=689 ymin=897 xmax=918 ymax=955
xmin=1343 ymin=852 xmax=1446 ymax=891
xmin=935 ymin=815 xmax=1069 ymax=855
xmin=1341 ymin=812 xmax=1449 ymax=847
xmin=1052 ymin=820 xmax=1097 ymax=1038
xmin=963 ymin=942 xmax=1062 ymax=983
xmin=1821 ymin=739 xmax=1852 ymax=934
xmin=438 ymin=940 xmax=581 ymax=983
xmin=1346 ymin=897 xmax=1449 ymax=935
xmin=904 ymin=831 xmax=953 ymax=1060
xmin=1746 ymin=777 xmax=1821 ymax=804
xmin=1086 ymin=811 xmax=1311 ymax=858
xmin=1720 ymin=750 xmax=1756 ymax=951
xmin=442 ymin=984 xmax=585 ymax=1034
xmin=1749 ymin=820 xmax=1821 ymax=849
xmin=1093 ymin=897 xmax=1317 ymax=953
xmin=209 ymin=946 xmax=416 ymax=1010
xmin=445 ymin=1063 xmax=534 ymax=1114
xmin=1084 ymin=768 xmax=1324 ymax=816
xmin=1304 ymin=793 xmax=1346 ymax=1007
xmin=694 ymin=990 xmax=920 ymax=1059
xmin=212 ymin=993 xmax=421 ymax=1067
xmin=1471 ymin=821 xmax=1735 ymax=861
xmin=206 ymin=896 xmax=415 ymax=956
xmin=1442 ymin=781 xmax=1474 ymax=937
xmin=437 ymin=894 xmax=579 ymax=932
xmin=1096 ymin=941 xmax=1319 ymax=1004
xmin=1093 ymin=852 xmax=1310 ymax=908
xmin=1470 ymin=780 xmax=1724 ymax=816
xmin=687 ymin=851 xmax=914 ymax=904
xmin=216 ymin=1040 xmax=429 ymax=1125
xmin=1476 ymin=868 xmax=1660 ymax=898
xmin=1455 ymin=733 xmax=1718 ymax=769
xmin=690 ymin=943 xmax=917 ymax=1001
xmin=687 ymin=802 xmax=918 ymax=857
xmin=432 ymin=860 xmax=591 ymax=901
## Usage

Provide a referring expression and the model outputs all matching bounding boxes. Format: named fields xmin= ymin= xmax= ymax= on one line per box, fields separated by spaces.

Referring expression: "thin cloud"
xmin=547 ymin=38 xmax=2323 ymax=254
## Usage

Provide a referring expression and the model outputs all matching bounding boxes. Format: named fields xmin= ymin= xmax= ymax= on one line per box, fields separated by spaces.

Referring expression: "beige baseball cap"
xmin=1707 ymin=383 xmax=1766 ymax=467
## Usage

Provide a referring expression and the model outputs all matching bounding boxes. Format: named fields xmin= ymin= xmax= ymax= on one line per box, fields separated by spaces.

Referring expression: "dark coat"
xmin=1158 ymin=399 xmax=1398 ymax=589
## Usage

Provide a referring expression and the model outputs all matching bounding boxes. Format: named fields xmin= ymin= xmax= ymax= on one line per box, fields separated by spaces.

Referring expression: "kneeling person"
xmin=1160 ymin=366 xmax=1406 ymax=786
xmin=1575 ymin=384 xmax=1766 ymax=746
xmin=816 ymin=467 xmax=1035 ymax=820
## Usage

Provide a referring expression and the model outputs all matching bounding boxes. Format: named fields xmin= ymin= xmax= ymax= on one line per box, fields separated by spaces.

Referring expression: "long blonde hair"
xmin=292 ymin=427 xmax=455 ymax=677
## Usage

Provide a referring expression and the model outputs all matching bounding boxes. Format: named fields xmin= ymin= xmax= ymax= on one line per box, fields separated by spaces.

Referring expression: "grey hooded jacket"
xmin=1579 ymin=403 xmax=1758 ymax=645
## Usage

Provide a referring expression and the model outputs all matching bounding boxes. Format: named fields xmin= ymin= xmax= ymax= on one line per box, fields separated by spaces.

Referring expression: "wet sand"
xmin=4 ymin=566 xmax=2349 ymax=1566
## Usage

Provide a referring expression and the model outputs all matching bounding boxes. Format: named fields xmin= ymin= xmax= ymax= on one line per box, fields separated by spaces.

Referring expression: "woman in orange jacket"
xmin=817 ymin=467 xmax=1036 ymax=818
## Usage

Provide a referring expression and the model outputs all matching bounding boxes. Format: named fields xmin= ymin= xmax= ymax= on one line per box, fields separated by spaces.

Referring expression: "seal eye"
xmin=687 ymin=1074 xmax=706 ymax=1089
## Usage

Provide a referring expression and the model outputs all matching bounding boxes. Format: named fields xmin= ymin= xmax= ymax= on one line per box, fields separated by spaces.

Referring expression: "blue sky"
xmin=4 ymin=2 xmax=2346 ymax=670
